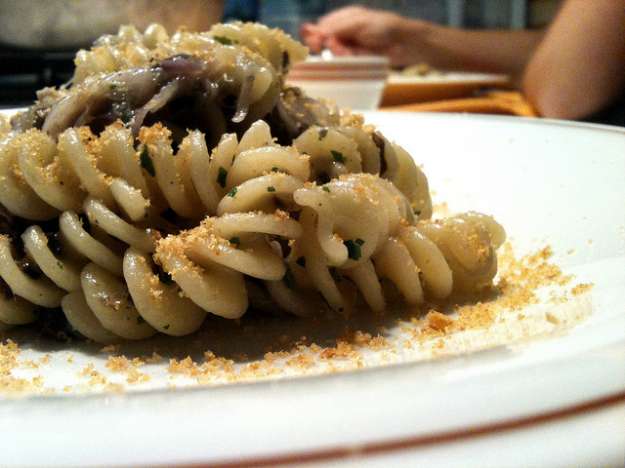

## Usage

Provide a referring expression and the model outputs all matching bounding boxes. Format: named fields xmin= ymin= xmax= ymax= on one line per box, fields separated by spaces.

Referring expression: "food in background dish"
xmin=399 ymin=63 xmax=443 ymax=77
xmin=0 ymin=22 xmax=504 ymax=343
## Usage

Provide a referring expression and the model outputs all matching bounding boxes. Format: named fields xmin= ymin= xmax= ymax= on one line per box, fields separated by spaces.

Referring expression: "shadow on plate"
xmin=4 ymin=287 xmax=503 ymax=364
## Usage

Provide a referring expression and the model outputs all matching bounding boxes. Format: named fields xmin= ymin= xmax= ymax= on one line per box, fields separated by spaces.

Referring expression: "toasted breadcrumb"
xmin=1 ymin=340 xmax=45 ymax=395
xmin=426 ymin=311 xmax=454 ymax=332
xmin=571 ymin=283 xmax=593 ymax=296
xmin=100 ymin=344 xmax=120 ymax=354
xmin=545 ymin=312 xmax=560 ymax=324
xmin=144 ymin=351 xmax=164 ymax=364
xmin=78 ymin=364 xmax=108 ymax=387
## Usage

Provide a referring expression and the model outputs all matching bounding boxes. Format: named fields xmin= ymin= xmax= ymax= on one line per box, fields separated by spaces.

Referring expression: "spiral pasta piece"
xmin=0 ymin=281 xmax=37 ymax=328
xmin=293 ymin=125 xmax=432 ymax=218
xmin=0 ymin=133 xmax=59 ymax=220
xmin=21 ymin=225 xmax=82 ymax=292
xmin=61 ymin=291 xmax=119 ymax=344
xmin=283 ymin=174 xmax=504 ymax=314
xmin=123 ymin=248 xmax=206 ymax=335
xmin=80 ymin=262 xmax=156 ymax=340
xmin=0 ymin=235 xmax=65 ymax=308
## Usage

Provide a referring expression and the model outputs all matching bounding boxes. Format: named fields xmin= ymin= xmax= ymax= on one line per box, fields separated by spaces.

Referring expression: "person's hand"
xmin=300 ymin=6 xmax=429 ymax=67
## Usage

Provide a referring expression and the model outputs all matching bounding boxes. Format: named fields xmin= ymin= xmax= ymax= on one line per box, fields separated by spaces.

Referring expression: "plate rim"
xmin=171 ymin=390 xmax=625 ymax=467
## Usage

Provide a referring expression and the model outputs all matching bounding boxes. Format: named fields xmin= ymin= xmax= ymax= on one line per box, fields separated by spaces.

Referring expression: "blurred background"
xmin=0 ymin=0 xmax=560 ymax=107
xmin=225 ymin=0 xmax=560 ymax=38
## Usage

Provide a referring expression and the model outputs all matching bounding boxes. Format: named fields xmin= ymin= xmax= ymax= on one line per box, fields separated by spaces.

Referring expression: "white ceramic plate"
xmin=0 ymin=111 xmax=624 ymax=467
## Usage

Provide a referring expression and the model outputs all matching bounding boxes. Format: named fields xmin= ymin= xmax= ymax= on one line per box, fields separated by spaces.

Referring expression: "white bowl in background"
xmin=287 ymin=55 xmax=389 ymax=110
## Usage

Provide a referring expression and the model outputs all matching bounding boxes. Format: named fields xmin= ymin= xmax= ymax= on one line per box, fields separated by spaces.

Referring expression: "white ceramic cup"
xmin=287 ymin=55 xmax=390 ymax=110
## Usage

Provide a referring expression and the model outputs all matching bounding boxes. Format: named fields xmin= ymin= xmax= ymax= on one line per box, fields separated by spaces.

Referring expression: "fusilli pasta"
xmin=0 ymin=22 xmax=505 ymax=342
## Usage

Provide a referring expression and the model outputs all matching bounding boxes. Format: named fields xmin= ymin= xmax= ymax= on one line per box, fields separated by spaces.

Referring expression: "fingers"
xmin=300 ymin=23 xmax=325 ymax=53
xmin=302 ymin=5 xmax=394 ymax=57
xmin=316 ymin=6 xmax=369 ymax=41
xmin=323 ymin=36 xmax=374 ymax=57
xmin=302 ymin=9 xmax=368 ymax=55
xmin=325 ymin=35 xmax=354 ymax=56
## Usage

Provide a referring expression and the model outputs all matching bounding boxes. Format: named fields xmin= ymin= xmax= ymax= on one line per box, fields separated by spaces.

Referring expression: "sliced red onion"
xmin=232 ymin=69 xmax=255 ymax=123
xmin=131 ymin=80 xmax=180 ymax=135
xmin=42 ymin=67 xmax=160 ymax=139
xmin=160 ymin=55 xmax=205 ymax=78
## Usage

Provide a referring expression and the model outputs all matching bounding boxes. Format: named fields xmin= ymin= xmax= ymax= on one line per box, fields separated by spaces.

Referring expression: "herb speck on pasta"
xmin=217 ymin=167 xmax=228 ymax=188
xmin=140 ymin=146 xmax=156 ymax=177
xmin=344 ymin=239 xmax=364 ymax=261
xmin=331 ymin=150 xmax=346 ymax=164
xmin=213 ymin=35 xmax=237 ymax=46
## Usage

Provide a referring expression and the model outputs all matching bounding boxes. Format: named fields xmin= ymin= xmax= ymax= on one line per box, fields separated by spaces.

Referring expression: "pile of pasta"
xmin=0 ymin=23 xmax=504 ymax=343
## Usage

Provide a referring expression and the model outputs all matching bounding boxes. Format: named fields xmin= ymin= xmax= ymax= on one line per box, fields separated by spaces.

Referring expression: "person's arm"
xmin=301 ymin=6 xmax=543 ymax=78
xmin=523 ymin=0 xmax=625 ymax=119
xmin=404 ymin=25 xmax=543 ymax=77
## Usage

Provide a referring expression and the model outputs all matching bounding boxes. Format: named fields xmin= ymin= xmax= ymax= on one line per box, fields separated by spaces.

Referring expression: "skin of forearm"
xmin=523 ymin=0 xmax=625 ymax=119
xmin=396 ymin=19 xmax=543 ymax=77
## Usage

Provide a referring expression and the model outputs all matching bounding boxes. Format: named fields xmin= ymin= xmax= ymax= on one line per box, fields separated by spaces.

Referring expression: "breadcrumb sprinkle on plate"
xmin=0 ymin=243 xmax=594 ymax=397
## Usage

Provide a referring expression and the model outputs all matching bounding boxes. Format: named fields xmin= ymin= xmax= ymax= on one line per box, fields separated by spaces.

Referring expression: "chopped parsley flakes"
xmin=322 ymin=186 xmax=331 ymax=193
xmin=79 ymin=214 xmax=91 ymax=233
xmin=267 ymin=186 xmax=276 ymax=192
xmin=229 ymin=237 xmax=240 ymax=246
xmin=120 ymin=107 xmax=133 ymax=124
xmin=344 ymin=238 xmax=365 ymax=260
xmin=140 ymin=146 xmax=156 ymax=177
xmin=227 ymin=187 xmax=238 ymax=197
xmin=157 ymin=269 xmax=173 ymax=285
xmin=213 ymin=35 xmax=237 ymax=45
xmin=283 ymin=268 xmax=296 ymax=289
xmin=331 ymin=150 xmax=346 ymax=164
xmin=329 ymin=267 xmax=342 ymax=282
xmin=318 ymin=172 xmax=330 ymax=184
xmin=217 ymin=167 xmax=228 ymax=188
